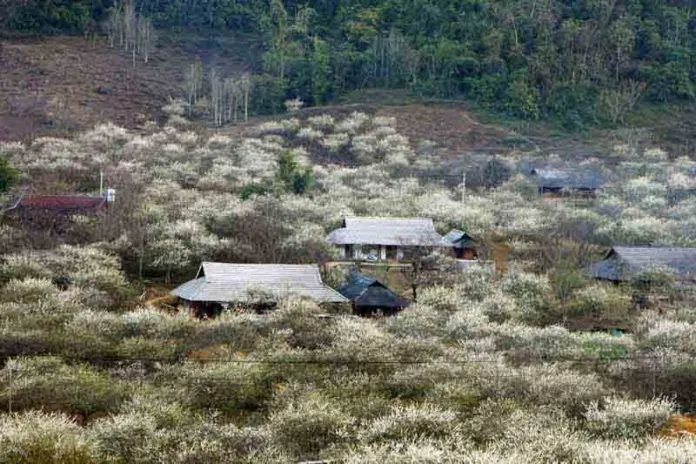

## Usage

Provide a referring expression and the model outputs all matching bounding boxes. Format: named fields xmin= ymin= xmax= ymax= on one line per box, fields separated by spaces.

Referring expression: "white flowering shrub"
xmin=640 ymin=318 xmax=696 ymax=355
xmin=3 ymin=105 xmax=696 ymax=460
xmin=165 ymin=360 xmax=276 ymax=413
xmin=568 ymin=283 xmax=632 ymax=322
xmin=343 ymin=438 xmax=474 ymax=464
xmin=644 ymin=147 xmax=669 ymax=162
xmin=308 ymin=114 xmax=335 ymax=129
xmin=268 ymin=392 xmax=354 ymax=458
xmin=88 ymin=395 xmax=275 ymax=463
xmin=584 ymin=397 xmax=675 ymax=439
xmin=360 ymin=403 xmax=461 ymax=446
xmin=445 ymin=307 xmax=493 ymax=341
xmin=0 ymin=278 xmax=59 ymax=304
xmin=520 ymin=364 xmax=610 ymax=414
xmin=0 ymin=411 xmax=92 ymax=464
xmin=488 ymin=408 xmax=587 ymax=462
xmin=297 ymin=126 xmax=324 ymax=140
xmin=0 ymin=357 xmax=130 ymax=416
xmin=383 ymin=305 xmax=448 ymax=339
xmin=500 ymin=270 xmax=550 ymax=323
xmin=335 ymin=112 xmax=369 ymax=134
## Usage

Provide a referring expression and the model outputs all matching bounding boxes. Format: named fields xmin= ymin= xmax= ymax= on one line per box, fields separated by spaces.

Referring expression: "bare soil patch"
xmin=0 ymin=35 xmax=255 ymax=141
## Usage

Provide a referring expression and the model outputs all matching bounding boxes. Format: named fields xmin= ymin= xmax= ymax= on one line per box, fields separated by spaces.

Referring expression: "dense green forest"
xmin=2 ymin=0 xmax=695 ymax=127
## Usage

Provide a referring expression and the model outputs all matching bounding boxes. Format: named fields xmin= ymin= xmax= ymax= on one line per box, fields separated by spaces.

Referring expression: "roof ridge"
xmin=201 ymin=262 xmax=319 ymax=266
xmin=25 ymin=193 xmax=101 ymax=197
xmin=345 ymin=215 xmax=433 ymax=220
xmin=613 ymin=245 xmax=696 ymax=250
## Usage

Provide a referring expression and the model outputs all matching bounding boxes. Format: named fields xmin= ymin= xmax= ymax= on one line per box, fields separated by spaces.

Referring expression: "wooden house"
xmin=588 ymin=246 xmax=696 ymax=283
xmin=442 ymin=229 xmax=478 ymax=260
xmin=172 ymin=262 xmax=347 ymax=316
xmin=326 ymin=216 xmax=445 ymax=262
xmin=4 ymin=194 xmax=108 ymax=216
xmin=527 ymin=167 xmax=604 ymax=197
xmin=336 ymin=271 xmax=410 ymax=316
xmin=3 ymin=192 xmax=114 ymax=236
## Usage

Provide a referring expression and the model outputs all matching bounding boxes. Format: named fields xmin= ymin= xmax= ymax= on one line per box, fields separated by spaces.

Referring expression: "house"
xmin=172 ymin=262 xmax=348 ymax=316
xmin=442 ymin=229 xmax=478 ymax=260
xmin=588 ymin=246 xmax=696 ymax=283
xmin=528 ymin=167 xmax=604 ymax=196
xmin=337 ymin=271 xmax=410 ymax=316
xmin=326 ymin=216 xmax=445 ymax=262
xmin=3 ymin=191 xmax=115 ymax=236
xmin=4 ymin=193 xmax=110 ymax=216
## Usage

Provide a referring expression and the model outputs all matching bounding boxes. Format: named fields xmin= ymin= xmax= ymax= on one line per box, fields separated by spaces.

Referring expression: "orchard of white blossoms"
xmin=1 ymin=112 xmax=696 ymax=462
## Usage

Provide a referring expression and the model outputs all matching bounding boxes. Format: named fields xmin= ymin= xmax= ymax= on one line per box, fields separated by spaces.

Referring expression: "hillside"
xmin=0 ymin=34 xmax=257 ymax=141
xmin=1 ymin=2 xmax=696 ymax=460
xmin=2 ymin=109 xmax=696 ymax=461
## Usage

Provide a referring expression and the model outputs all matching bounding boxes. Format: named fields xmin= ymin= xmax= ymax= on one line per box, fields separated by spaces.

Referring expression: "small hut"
xmin=528 ymin=167 xmax=604 ymax=196
xmin=337 ymin=271 xmax=410 ymax=316
xmin=442 ymin=229 xmax=478 ymax=260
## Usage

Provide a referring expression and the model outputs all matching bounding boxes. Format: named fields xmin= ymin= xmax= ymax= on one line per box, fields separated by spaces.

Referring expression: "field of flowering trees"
xmin=1 ymin=110 xmax=696 ymax=461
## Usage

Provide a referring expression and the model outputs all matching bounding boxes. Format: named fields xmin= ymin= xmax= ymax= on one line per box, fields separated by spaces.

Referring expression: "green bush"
xmin=0 ymin=156 xmax=20 ymax=193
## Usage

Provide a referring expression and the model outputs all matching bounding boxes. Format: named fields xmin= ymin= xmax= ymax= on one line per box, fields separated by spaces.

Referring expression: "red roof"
xmin=17 ymin=195 xmax=106 ymax=211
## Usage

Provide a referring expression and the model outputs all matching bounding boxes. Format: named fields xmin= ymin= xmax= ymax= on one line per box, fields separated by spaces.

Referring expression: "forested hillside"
xmin=2 ymin=0 xmax=694 ymax=128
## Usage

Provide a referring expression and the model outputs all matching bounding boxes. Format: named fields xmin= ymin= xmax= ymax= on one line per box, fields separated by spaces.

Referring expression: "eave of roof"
xmin=173 ymin=263 xmax=348 ymax=303
xmin=588 ymin=246 xmax=696 ymax=281
xmin=18 ymin=195 xmax=106 ymax=209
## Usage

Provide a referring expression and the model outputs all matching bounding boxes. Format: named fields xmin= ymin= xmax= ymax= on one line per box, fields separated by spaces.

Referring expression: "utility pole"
xmin=99 ymin=170 xmax=104 ymax=196
xmin=7 ymin=362 xmax=12 ymax=414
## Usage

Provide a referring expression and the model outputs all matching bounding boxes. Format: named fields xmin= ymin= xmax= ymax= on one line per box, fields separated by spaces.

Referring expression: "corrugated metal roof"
xmin=172 ymin=262 xmax=348 ymax=303
xmin=327 ymin=216 xmax=445 ymax=246
xmin=588 ymin=247 xmax=696 ymax=281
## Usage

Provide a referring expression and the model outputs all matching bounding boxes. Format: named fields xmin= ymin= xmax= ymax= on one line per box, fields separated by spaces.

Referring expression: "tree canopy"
xmin=2 ymin=0 xmax=695 ymax=126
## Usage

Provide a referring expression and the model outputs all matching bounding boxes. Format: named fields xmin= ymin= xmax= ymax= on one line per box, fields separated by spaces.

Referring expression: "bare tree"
xmin=239 ymin=73 xmax=252 ymax=121
xmin=123 ymin=0 xmax=135 ymax=52
xmin=104 ymin=1 xmax=155 ymax=66
xmin=105 ymin=4 xmax=122 ymax=48
xmin=137 ymin=16 xmax=155 ymax=63
xmin=223 ymin=77 xmax=239 ymax=123
xmin=210 ymin=69 xmax=223 ymax=127
xmin=185 ymin=59 xmax=204 ymax=115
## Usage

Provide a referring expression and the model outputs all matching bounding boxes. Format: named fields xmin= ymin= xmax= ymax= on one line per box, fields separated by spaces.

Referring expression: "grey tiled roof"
xmin=172 ymin=262 xmax=348 ymax=303
xmin=588 ymin=247 xmax=696 ymax=281
xmin=531 ymin=168 xmax=605 ymax=190
xmin=327 ymin=216 xmax=445 ymax=246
